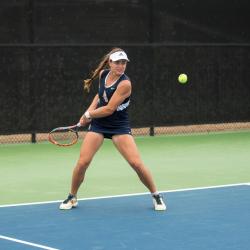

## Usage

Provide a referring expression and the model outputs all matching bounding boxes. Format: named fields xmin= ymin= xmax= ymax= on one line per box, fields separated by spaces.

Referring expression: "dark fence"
xmin=1 ymin=45 xmax=250 ymax=134
xmin=1 ymin=1 xmax=250 ymax=141
xmin=1 ymin=0 xmax=250 ymax=44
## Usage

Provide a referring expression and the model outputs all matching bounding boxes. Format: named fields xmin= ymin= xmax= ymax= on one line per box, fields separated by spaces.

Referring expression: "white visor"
xmin=109 ymin=51 xmax=129 ymax=62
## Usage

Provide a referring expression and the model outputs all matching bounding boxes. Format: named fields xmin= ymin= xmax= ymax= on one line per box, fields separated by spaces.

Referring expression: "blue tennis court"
xmin=0 ymin=184 xmax=249 ymax=250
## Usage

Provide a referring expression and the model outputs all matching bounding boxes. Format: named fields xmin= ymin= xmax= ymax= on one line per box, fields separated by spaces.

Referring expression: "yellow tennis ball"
xmin=178 ymin=73 xmax=188 ymax=84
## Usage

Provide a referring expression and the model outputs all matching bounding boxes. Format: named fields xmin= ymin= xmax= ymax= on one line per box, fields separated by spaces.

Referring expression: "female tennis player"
xmin=60 ymin=48 xmax=166 ymax=211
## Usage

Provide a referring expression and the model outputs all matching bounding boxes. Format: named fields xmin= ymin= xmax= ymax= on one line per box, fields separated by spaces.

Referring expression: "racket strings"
xmin=49 ymin=129 xmax=78 ymax=146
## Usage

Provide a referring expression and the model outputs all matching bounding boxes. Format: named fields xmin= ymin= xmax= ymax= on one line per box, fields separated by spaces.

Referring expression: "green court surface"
xmin=1 ymin=131 xmax=250 ymax=205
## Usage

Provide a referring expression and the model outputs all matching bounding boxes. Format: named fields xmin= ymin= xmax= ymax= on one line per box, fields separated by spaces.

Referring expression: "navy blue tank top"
xmin=91 ymin=69 xmax=131 ymax=130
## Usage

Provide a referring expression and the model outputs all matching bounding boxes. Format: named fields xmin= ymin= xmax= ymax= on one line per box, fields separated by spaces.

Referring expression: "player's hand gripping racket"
xmin=48 ymin=122 xmax=81 ymax=147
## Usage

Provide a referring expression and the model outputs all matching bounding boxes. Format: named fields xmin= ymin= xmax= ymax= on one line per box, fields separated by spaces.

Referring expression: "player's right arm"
xmin=79 ymin=70 xmax=104 ymax=126
xmin=79 ymin=94 xmax=99 ymax=126
xmin=87 ymin=94 xmax=99 ymax=112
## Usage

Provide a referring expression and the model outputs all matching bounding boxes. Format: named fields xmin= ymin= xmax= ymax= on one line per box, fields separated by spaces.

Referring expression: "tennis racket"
xmin=48 ymin=122 xmax=81 ymax=147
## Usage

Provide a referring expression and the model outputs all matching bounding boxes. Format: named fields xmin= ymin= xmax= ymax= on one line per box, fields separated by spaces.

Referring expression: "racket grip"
xmin=77 ymin=122 xmax=82 ymax=127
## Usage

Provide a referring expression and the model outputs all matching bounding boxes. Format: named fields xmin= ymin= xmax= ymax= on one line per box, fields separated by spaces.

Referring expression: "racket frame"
xmin=48 ymin=123 xmax=81 ymax=147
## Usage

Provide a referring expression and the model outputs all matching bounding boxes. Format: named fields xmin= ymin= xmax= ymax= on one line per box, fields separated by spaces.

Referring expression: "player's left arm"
xmin=88 ymin=80 xmax=131 ymax=119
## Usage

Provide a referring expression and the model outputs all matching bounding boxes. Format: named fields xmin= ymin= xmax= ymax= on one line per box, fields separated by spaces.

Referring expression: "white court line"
xmin=0 ymin=235 xmax=60 ymax=250
xmin=0 ymin=182 xmax=249 ymax=208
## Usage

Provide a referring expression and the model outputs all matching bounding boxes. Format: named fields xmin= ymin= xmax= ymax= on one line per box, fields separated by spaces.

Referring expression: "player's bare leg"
xmin=70 ymin=132 xmax=104 ymax=195
xmin=60 ymin=132 xmax=104 ymax=209
xmin=112 ymin=134 xmax=157 ymax=192
xmin=112 ymin=134 xmax=166 ymax=210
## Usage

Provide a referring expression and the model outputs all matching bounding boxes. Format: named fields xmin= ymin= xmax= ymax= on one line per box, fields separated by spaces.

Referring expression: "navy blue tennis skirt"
xmin=88 ymin=121 xmax=132 ymax=139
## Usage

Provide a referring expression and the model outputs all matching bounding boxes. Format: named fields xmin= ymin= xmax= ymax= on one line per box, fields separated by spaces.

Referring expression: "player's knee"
xmin=77 ymin=157 xmax=92 ymax=169
xmin=129 ymin=159 xmax=143 ymax=172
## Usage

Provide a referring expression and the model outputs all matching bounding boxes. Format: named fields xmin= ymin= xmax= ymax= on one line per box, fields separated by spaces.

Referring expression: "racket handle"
xmin=77 ymin=122 xmax=82 ymax=127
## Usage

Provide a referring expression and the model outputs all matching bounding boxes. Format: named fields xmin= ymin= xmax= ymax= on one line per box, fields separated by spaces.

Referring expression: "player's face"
xmin=109 ymin=60 xmax=127 ymax=75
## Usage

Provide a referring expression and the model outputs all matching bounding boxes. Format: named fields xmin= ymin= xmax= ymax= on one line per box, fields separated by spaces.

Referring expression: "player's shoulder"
xmin=122 ymin=73 xmax=130 ymax=82
xmin=120 ymin=72 xmax=131 ymax=86
xmin=99 ymin=70 xmax=104 ymax=78
xmin=99 ymin=69 xmax=109 ymax=78
xmin=118 ymin=79 xmax=131 ymax=91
